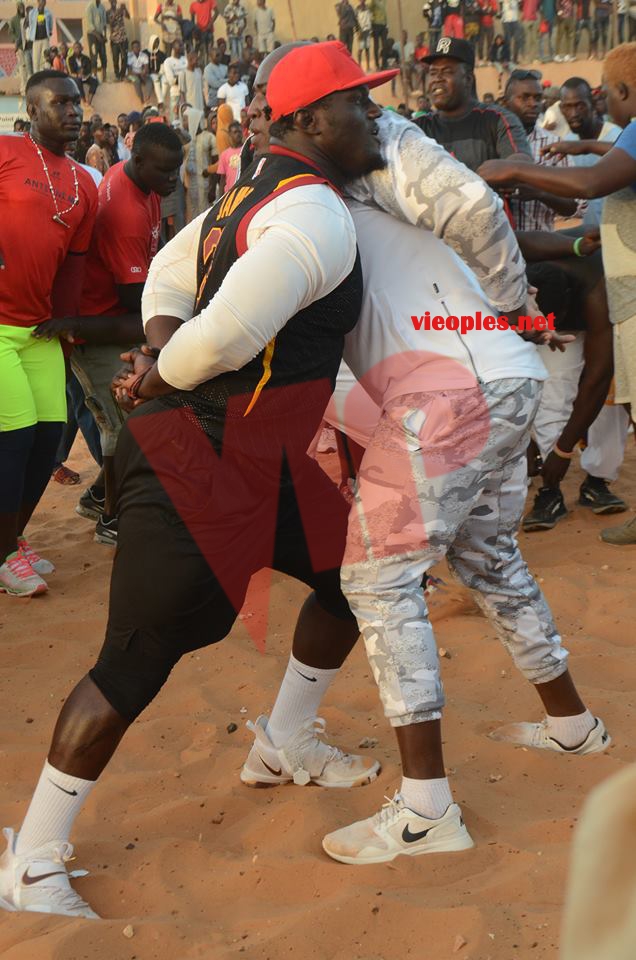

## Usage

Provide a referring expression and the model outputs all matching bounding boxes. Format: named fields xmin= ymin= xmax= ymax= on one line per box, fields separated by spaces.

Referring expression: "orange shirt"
xmin=0 ymin=134 xmax=97 ymax=327
xmin=80 ymin=162 xmax=161 ymax=316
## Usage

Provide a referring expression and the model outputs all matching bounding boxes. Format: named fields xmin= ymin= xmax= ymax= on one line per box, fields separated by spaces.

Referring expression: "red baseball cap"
xmin=267 ymin=41 xmax=399 ymax=122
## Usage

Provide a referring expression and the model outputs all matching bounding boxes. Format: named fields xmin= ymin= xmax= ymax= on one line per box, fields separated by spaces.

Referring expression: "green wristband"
xmin=573 ymin=236 xmax=585 ymax=257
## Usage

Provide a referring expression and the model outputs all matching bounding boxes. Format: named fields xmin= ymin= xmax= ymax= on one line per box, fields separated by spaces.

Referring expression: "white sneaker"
xmin=0 ymin=552 xmax=47 ymax=597
xmin=17 ymin=537 xmax=55 ymax=576
xmin=240 ymin=715 xmax=380 ymax=788
xmin=322 ymin=793 xmax=474 ymax=865
xmin=0 ymin=827 xmax=99 ymax=919
xmin=489 ymin=716 xmax=610 ymax=754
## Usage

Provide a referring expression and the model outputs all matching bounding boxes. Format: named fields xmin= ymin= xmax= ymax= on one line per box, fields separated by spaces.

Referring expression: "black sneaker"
xmin=522 ymin=487 xmax=567 ymax=532
xmin=94 ymin=515 xmax=117 ymax=546
xmin=76 ymin=486 xmax=105 ymax=521
xmin=578 ymin=475 xmax=628 ymax=515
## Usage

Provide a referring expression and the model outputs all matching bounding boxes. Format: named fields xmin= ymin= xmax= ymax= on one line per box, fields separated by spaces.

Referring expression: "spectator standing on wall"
xmin=28 ymin=0 xmax=53 ymax=73
xmin=255 ymin=0 xmax=275 ymax=54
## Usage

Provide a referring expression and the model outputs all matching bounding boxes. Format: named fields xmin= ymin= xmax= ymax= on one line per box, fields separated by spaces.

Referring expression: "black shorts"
xmin=90 ymin=398 xmax=354 ymax=720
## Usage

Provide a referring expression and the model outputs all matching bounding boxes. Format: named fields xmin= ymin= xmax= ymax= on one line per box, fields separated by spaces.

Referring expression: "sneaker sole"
xmin=94 ymin=532 xmax=117 ymax=546
xmin=76 ymin=504 xmax=104 ymax=521
xmin=322 ymin=831 xmax=475 ymax=865
xmin=0 ymin=582 xmax=47 ymax=598
xmin=240 ymin=762 xmax=381 ymax=789
xmin=522 ymin=519 xmax=563 ymax=531
xmin=578 ymin=499 xmax=628 ymax=515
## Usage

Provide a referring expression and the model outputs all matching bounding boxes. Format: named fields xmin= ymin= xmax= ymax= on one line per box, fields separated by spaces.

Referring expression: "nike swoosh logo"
xmin=258 ymin=754 xmax=282 ymax=777
xmin=22 ymin=869 xmax=67 ymax=886
xmin=402 ymin=824 xmax=432 ymax=843
xmin=293 ymin=669 xmax=317 ymax=683
xmin=48 ymin=779 xmax=78 ymax=796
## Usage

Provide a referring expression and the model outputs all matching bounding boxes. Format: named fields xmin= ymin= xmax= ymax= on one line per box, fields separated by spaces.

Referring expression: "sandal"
xmin=52 ymin=465 xmax=81 ymax=485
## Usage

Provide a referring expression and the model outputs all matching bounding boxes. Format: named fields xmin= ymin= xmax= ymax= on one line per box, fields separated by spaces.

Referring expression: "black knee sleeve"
xmin=89 ymin=626 xmax=180 ymax=723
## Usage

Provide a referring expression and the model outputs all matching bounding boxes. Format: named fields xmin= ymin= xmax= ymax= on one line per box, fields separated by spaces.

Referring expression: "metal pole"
xmin=395 ymin=0 xmax=409 ymax=103
xmin=287 ymin=0 xmax=298 ymax=39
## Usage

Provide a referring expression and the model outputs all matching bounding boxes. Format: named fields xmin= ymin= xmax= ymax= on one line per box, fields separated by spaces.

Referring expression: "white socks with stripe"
xmin=266 ymin=654 xmax=339 ymax=748
xmin=401 ymin=776 xmax=454 ymax=820
xmin=546 ymin=709 xmax=595 ymax=748
xmin=15 ymin=761 xmax=95 ymax=856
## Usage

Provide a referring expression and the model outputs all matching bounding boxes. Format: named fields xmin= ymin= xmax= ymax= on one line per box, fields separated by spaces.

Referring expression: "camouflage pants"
xmin=341 ymin=377 xmax=569 ymax=727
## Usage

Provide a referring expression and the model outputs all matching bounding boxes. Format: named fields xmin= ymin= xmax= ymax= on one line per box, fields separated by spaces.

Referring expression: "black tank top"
xmin=158 ymin=150 xmax=363 ymax=450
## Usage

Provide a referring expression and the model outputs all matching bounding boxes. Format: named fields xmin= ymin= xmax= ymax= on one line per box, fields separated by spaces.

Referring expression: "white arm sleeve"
xmin=142 ymin=211 xmax=203 ymax=325
xmin=150 ymin=186 xmax=356 ymax=391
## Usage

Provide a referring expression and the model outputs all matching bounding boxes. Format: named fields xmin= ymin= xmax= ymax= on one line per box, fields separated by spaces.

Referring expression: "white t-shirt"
xmin=127 ymin=49 xmax=149 ymax=75
xmin=216 ymin=80 xmax=249 ymax=121
xmin=163 ymin=53 xmax=187 ymax=87
xmin=142 ymin=183 xmax=356 ymax=390
xmin=343 ymin=201 xmax=547 ymax=409
xmin=255 ymin=5 xmax=275 ymax=34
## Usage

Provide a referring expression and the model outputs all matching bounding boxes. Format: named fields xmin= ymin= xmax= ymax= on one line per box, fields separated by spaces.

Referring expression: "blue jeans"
xmin=229 ymin=35 xmax=242 ymax=61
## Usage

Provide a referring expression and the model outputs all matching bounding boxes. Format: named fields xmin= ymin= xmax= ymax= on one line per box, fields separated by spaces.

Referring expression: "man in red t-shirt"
xmin=0 ymin=69 xmax=97 ymax=598
xmin=190 ymin=0 xmax=217 ymax=55
xmin=34 ymin=122 xmax=183 ymax=546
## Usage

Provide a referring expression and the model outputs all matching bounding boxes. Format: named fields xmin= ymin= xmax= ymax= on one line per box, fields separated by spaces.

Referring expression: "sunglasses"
xmin=509 ymin=68 xmax=543 ymax=81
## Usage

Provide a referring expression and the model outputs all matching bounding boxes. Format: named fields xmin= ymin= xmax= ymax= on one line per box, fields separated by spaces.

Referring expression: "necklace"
xmin=28 ymin=134 xmax=79 ymax=228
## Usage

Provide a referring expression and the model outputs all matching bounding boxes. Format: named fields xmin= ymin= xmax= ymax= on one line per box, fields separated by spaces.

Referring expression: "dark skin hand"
xmin=541 ymin=138 xmax=614 ymax=160
xmin=478 ymin=146 xmax=636 ymax=200
xmin=32 ymin=313 xmax=143 ymax=345
xmin=517 ymin=227 xmax=601 ymax=262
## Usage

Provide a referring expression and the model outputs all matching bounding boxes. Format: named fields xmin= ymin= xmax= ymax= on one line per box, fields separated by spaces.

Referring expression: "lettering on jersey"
xmin=218 ymin=185 xmax=254 ymax=220
xmin=202 ymin=225 xmax=223 ymax=265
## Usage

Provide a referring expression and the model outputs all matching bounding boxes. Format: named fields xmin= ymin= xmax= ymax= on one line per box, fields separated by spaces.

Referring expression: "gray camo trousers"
xmin=341 ymin=377 xmax=569 ymax=727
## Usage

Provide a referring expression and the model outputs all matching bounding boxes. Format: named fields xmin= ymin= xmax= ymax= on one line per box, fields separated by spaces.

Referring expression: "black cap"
xmin=422 ymin=37 xmax=475 ymax=69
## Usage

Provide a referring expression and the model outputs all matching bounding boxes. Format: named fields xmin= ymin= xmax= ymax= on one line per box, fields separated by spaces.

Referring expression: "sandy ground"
xmin=0 ymin=435 xmax=634 ymax=960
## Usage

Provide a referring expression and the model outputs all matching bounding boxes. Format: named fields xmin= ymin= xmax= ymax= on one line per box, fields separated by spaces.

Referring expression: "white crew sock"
xmin=266 ymin=654 xmax=339 ymax=748
xmin=15 ymin=760 xmax=96 ymax=856
xmin=545 ymin=709 xmax=596 ymax=748
xmin=400 ymin=776 xmax=454 ymax=820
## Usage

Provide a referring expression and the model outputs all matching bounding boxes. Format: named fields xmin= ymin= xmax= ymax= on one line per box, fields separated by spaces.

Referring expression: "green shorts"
xmin=0 ymin=325 xmax=67 ymax=432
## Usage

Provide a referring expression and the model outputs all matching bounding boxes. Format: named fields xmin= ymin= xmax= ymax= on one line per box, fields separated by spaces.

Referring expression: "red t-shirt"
xmin=0 ymin=134 xmax=97 ymax=327
xmin=80 ymin=162 xmax=161 ymax=317
xmin=190 ymin=0 xmax=216 ymax=30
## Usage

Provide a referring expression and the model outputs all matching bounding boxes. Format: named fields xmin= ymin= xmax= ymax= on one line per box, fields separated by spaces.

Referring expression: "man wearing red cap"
xmin=0 ymin=43 xmax=398 ymax=920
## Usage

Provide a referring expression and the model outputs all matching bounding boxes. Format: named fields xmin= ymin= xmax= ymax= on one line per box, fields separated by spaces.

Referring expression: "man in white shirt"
xmin=0 ymin=42 xmax=399 ymax=920
xmin=162 ymin=38 xmax=187 ymax=119
xmin=179 ymin=48 xmax=205 ymax=112
xmin=216 ymin=62 xmax=249 ymax=121
xmin=255 ymin=0 xmax=275 ymax=53
xmin=126 ymin=39 xmax=153 ymax=104
xmin=203 ymin=46 xmax=227 ymax=106
xmin=320 ymin=203 xmax=609 ymax=866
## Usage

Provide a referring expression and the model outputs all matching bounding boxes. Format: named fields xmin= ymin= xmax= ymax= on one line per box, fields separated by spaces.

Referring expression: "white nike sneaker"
xmin=489 ymin=717 xmax=611 ymax=755
xmin=322 ymin=793 xmax=474 ymax=865
xmin=240 ymin=715 xmax=380 ymax=788
xmin=0 ymin=827 xmax=99 ymax=919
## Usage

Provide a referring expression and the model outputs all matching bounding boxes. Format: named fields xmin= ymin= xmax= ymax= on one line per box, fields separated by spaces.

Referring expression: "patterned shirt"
xmin=223 ymin=1 xmax=246 ymax=38
xmin=107 ymin=5 xmax=128 ymax=43
xmin=509 ymin=123 xmax=586 ymax=232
